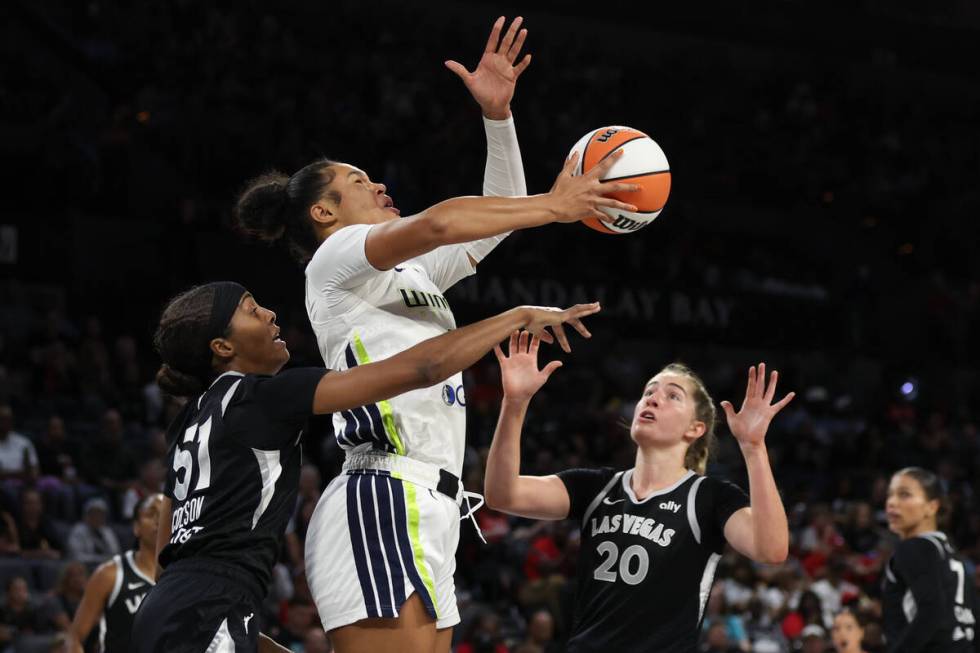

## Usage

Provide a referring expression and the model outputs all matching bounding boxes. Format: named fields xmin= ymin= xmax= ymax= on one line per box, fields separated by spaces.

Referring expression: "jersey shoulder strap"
xmin=106 ymin=554 xmax=124 ymax=608
xmin=122 ymin=550 xmax=156 ymax=586
xmin=581 ymin=471 xmax=625 ymax=526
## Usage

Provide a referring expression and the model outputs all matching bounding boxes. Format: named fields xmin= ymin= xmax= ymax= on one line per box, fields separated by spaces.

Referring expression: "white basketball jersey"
xmin=305 ymin=223 xmax=476 ymax=477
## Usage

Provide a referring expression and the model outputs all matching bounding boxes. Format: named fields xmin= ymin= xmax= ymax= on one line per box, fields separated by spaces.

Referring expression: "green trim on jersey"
xmin=351 ymin=333 xmax=406 ymax=455
xmin=404 ymin=481 xmax=440 ymax=618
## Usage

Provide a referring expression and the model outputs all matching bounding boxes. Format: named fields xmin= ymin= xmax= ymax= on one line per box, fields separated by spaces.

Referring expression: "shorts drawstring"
xmin=460 ymin=491 xmax=487 ymax=544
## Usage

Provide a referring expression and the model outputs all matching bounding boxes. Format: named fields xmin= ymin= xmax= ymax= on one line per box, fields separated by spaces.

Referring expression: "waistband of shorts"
xmin=343 ymin=452 xmax=462 ymax=503
xmin=161 ymin=557 xmax=264 ymax=604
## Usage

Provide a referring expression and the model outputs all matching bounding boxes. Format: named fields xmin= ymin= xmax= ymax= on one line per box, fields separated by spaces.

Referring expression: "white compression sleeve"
xmin=482 ymin=115 xmax=527 ymax=197
xmin=466 ymin=115 xmax=528 ymax=264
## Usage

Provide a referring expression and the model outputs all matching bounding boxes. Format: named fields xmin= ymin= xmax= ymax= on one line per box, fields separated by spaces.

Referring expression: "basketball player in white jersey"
xmin=234 ymin=17 xmax=637 ymax=653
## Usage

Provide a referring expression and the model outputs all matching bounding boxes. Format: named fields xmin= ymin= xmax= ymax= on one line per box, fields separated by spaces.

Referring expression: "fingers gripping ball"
xmin=569 ymin=126 xmax=671 ymax=234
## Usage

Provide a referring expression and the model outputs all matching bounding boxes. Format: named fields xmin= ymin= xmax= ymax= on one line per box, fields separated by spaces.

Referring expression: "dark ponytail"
xmin=235 ymin=159 xmax=340 ymax=264
xmin=156 ymin=364 xmax=206 ymax=398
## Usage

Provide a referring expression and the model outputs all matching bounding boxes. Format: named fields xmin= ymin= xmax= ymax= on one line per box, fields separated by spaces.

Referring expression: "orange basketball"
xmin=568 ymin=126 xmax=671 ymax=234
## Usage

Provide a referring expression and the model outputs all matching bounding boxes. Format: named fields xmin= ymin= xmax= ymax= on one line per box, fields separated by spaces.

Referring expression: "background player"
xmin=132 ymin=282 xmax=598 ymax=652
xmin=882 ymin=467 xmax=978 ymax=652
xmin=484 ymin=332 xmax=794 ymax=652
xmin=234 ymin=17 xmax=636 ymax=653
xmin=66 ymin=493 xmax=164 ymax=653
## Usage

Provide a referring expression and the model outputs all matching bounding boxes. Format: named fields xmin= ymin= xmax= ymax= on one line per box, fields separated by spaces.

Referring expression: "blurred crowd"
xmin=2 ymin=0 xmax=980 ymax=652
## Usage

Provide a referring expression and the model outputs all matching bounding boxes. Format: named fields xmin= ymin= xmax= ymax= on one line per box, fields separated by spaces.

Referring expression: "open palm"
xmin=721 ymin=363 xmax=795 ymax=448
xmin=446 ymin=16 xmax=532 ymax=119
xmin=494 ymin=331 xmax=561 ymax=403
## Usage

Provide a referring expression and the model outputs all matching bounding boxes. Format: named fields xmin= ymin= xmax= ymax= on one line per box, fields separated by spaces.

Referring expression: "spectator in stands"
xmin=0 ymin=576 xmax=55 ymax=646
xmin=66 ymin=498 xmax=119 ymax=564
xmin=34 ymin=416 xmax=78 ymax=483
xmin=457 ymin=610 xmax=508 ymax=653
xmin=742 ymin=597 xmax=787 ymax=652
xmin=810 ymin=556 xmax=860 ymax=627
xmin=522 ymin=609 xmax=558 ymax=653
xmin=303 ymin=627 xmax=333 ymax=653
xmin=79 ymin=409 xmax=136 ymax=514
xmin=0 ymin=510 xmax=18 ymax=555
xmin=0 ymin=405 xmax=39 ymax=493
xmin=722 ymin=558 xmax=757 ymax=611
xmin=701 ymin=622 xmax=742 ymax=653
xmin=782 ymin=590 xmax=824 ymax=641
xmin=16 ymin=488 xmax=61 ymax=559
xmin=47 ymin=560 xmax=87 ymax=628
xmin=275 ymin=599 xmax=318 ymax=650
xmin=799 ymin=624 xmax=828 ymax=653
xmin=284 ymin=463 xmax=322 ymax=573
xmin=702 ymin=586 xmax=751 ymax=652
xmin=120 ymin=457 xmax=164 ymax=519
xmin=842 ymin=502 xmax=882 ymax=554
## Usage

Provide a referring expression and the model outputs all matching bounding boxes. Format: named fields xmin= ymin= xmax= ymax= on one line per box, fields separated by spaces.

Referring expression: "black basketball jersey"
xmin=100 ymin=550 xmax=154 ymax=653
xmin=160 ymin=368 xmax=323 ymax=594
xmin=882 ymin=531 xmax=977 ymax=652
xmin=557 ymin=468 xmax=749 ymax=653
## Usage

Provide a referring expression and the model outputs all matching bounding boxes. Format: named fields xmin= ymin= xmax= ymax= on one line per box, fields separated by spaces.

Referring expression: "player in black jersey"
xmin=483 ymin=332 xmax=796 ymax=653
xmin=131 ymin=282 xmax=598 ymax=653
xmin=881 ymin=467 xmax=977 ymax=652
xmin=67 ymin=493 xmax=163 ymax=653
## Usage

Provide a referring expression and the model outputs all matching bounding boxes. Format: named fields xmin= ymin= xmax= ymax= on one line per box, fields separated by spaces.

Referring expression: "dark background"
xmin=1 ymin=1 xmax=979 ymax=651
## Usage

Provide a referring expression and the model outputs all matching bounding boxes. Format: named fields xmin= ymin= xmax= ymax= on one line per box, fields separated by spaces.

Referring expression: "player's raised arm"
xmin=363 ymin=151 xmax=637 ymax=270
xmin=719 ymin=364 xmax=794 ymax=564
xmin=484 ymin=331 xmax=573 ymax=520
xmin=446 ymin=16 xmax=531 ymax=267
xmin=312 ymin=304 xmax=598 ymax=415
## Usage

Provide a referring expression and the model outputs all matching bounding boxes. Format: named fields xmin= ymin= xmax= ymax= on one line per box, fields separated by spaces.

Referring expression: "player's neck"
xmin=631 ymin=447 xmax=688 ymax=499
xmin=134 ymin=546 xmax=156 ymax=576
xmin=902 ymin=521 xmax=940 ymax=540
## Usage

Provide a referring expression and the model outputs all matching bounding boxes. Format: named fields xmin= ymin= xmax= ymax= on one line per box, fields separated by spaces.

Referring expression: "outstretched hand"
xmin=445 ymin=16 xmax=532 ymax=120
xmin=720 ymin=363 xmax=795 ymax=450
xmin=520 ymin=302 xmax=599 ymax=353
xmin=494 ymin=331 xmax=562 ymax=403
xmin=549 ymin=150 xmax=639 ymax=222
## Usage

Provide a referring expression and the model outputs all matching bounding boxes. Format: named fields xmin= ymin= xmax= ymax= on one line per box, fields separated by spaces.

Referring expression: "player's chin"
xmin=271 ymin=342 xmax=291 ymax=367
xmin=629 ymin=421 xmax=656 ymax=445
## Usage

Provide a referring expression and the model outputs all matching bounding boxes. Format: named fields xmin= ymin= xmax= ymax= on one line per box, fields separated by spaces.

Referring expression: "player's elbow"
xmin=483 ymin=486 xmax=511 ymax=512
xmin=757 ymin=542 xmax=789 ymax=565
xmin=418 ymin=204 xmax=453 ymax=245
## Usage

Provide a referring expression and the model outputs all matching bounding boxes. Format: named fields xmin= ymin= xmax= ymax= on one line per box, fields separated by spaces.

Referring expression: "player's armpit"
xmin=485 ymin=474 xmax=571 ymax=521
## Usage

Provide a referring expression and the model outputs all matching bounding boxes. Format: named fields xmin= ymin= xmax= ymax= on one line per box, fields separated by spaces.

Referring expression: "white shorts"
xmin=305 ymin=463 xmax=461 ymax=632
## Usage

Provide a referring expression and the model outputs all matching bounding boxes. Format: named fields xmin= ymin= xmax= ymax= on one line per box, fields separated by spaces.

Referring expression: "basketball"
xmin=568 ymin=126 xmax=671 ymax=234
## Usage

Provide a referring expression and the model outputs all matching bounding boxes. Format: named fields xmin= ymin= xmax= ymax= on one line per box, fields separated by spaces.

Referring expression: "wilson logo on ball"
xmin=568 ymin=125 xmax=671 ymax=235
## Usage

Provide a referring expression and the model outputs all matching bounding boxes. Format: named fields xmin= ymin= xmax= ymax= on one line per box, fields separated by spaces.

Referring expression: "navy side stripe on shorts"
xmin=357 ymin=475 xmax=394 ymax=616
xmin=346 ymin=475 xmax=379 ymax=617
xmin=375 ymin=475 xmax=407 ymax=610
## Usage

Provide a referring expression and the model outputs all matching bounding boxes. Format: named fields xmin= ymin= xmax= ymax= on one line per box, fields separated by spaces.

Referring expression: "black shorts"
xmin=132 ymin=558 xmax=263 ymax=653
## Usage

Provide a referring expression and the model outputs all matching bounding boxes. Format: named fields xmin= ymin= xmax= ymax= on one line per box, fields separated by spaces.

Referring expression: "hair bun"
xmin=235 ymin=172 xmax=291 ymax=243
xmin=156 ymin=363 xmax=205 ymax=398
